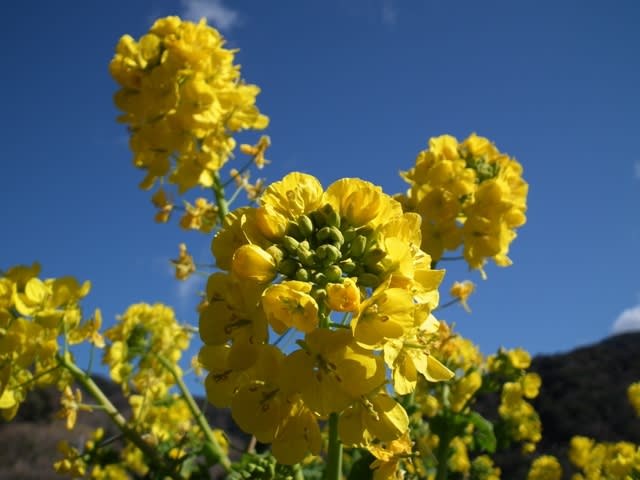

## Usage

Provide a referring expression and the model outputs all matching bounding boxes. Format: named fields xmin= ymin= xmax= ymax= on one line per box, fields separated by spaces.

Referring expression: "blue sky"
xmin=1 ymin=0 xmax=639 ymax=385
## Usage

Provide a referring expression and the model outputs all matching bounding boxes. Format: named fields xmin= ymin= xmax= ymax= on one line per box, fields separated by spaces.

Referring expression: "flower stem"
xmin=57 ymin=354 xmax=179 ymax=478
xmin=212 ymin=172 xmax=229 ymax=224
xmin=156 ymin=354 xmax=231 ymax=471
xmin=325 ymin=412 xmax=343 ymax=480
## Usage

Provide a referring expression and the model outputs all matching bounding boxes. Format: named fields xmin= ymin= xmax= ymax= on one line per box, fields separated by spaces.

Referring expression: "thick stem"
xmin=325 ymin=412 xmax=343 ymax=480
xmin=435 ymin=408 xmax=452 ymax=480
xmin=57 ymin=354 xmax=179 ymax=479
xmin=156 ymin=354 xmax=231 ymax=471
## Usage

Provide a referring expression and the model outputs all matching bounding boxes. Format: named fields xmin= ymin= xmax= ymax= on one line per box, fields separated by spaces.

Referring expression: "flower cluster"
xmin=199 ymin=172 xmax=454 ymax=464
xmin=527 ymin=455 xmax=562 ymax=480
xmin=0 ymin=263 xmax=95 ymax=419
xmin=110 ymin=16 xmax=268 ymax=195
xmin=398 ymin=134 xmax=528 ymax=274
xmin=103 ymin=303 xmax=190 ymax=394
xmin=569 ymin=435 xmax=640 ymax=479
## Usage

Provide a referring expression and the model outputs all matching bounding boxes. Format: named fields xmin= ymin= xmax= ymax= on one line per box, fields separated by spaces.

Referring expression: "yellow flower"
xmin=352 ymin=283 xmax=416 ymax=348
xmin=262 ymin=281 xmax=319 ymax=334
xmin=111 ymin=15 xmax=269 ymax=202
xmin=339 ymin=391 xmax=409 ymax=446
xmin=368 ymin=432 xmax=413 ymax=480
xmin=628 ymin=382 xmax=640 ymax=417
xmin=57 ymin=386 xmax=89 ymax=430
xmin=281 ymin=329 xmax=385 ymax=417
xmin=326 ymin=277 xmax=360 ymax=312
xmin=527 ymin=455 xmax=562 ymax=480
xmin=271 ymin=400 xmax=322 ymax=465
xmin=240 ymin=135 xmax=271 ymax=169
xmin=450 ymin=280 xmax=475 ymax=312
xmin=171 ymin=243 xmax=196 ymax=280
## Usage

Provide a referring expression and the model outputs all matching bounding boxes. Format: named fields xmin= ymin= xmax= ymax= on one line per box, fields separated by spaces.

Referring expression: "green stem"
xmin=212 ymin=172 xmax=229 ymax=224
xmin=57 ymin=354 xmax=179 ymax=479
xmin=156 ymin=354 xmax=231 ymax=471
xmin=325 ymin=412 xmax=343 ymax=480
xmin=435 ymin=428 xmax=451 ymax=480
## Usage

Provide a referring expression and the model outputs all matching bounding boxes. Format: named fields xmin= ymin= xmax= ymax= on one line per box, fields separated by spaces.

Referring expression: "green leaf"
xmin=467 ymin=412 xmax=497 ymax=453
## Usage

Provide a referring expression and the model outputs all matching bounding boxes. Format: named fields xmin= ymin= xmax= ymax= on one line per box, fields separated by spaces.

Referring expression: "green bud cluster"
xmin=464 ymin=153 xmax=500 ymax=183
xmin=270 ymin=204 xmax=389 ymax=290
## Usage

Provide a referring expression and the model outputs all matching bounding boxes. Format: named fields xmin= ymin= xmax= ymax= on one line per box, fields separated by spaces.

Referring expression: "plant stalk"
xmin=325 ymin=412 xmax=343 ymax=480
xmin=156 ymin=354 xmax=231 ymax=471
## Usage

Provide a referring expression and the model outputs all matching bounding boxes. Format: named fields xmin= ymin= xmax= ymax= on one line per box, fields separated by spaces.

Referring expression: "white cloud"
xmin=634 ymin=161 xmax=640 ymax=180
xmin=381 ymin=0 xmax=397 ymax=26
xmin=180 ymin=0 xmax=240 ymax=31
xmin=612 ymin=305 xmax=640 ymax=334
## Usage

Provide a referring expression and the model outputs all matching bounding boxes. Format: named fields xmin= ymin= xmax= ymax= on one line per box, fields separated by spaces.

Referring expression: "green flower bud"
xmin=363 ymin=248 xmax=386 ymax=266
xmin=286 ymin=222 xmax=303 ymax=240
xmin=265 ymin=245 xmax=285 ymax=264
xmin=342 ymin=226 xmax=356 ymax=243
xmin=297 ymin=247 xmax=316 ymax=267
xmin=313 ymin=272 xmax=327 ymax=285
xmin=321 ymin=204 xmax=341 ymax=228
xmin=278 ymin=258 xmax=298 ymax=277
xmin=329 ymin=226 xmax=344 ymax=246
xmin=295 ymin=268 xmax=310 ymax=282
xmin=358 ymin=273 xmax=380 ymax=287
xmin=297 ymin=214 xmax=314 ymax=237
xmin=317 ymin=244 xmax=341 ymax=263
xmin=310 ymin=210 xmax=326 ymax=229
xmin=317 ymin=226 xmax=332 ymax=243
xmin=349 ymin=235 xmax=367 ymax=257
xmin=324 ymin=265 xmax=343 ymax=282
xmin=313 ymin=288 xmax=327 ymax=302
xmin=340 ymin=259 xmax=356 ymax=274
xmin=282 ymin=235 xmax=300 ymax=254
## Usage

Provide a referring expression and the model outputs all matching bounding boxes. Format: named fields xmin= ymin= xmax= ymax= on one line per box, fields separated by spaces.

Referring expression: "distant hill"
xmin=1 ymin=332 xmax=639 ymax=479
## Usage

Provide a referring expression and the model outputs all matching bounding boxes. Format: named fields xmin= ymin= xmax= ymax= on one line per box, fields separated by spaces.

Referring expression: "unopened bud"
xmin=295 ymin=268 xmax=310 ymax=282
xmin=266 ymin=245 xmax=285 ymax=264
xmin=329 ymin=226 xmax=344 ymax=246
xmin=297 ymin=214 xmax=314 ymax=237
xmin=324 ymin=265 xmax=343 ymax=282
xmin=313 ymin=272 xmax=327 ymax=285
xmin=282 ymin=235 xmax=299 ymax=254
xmin=278 ymin=258 xmax=298 ymax=277
xmin=349 ymin=235 xmax=367 ymax=257
xmin=317 ymin=226 xmax=332 ymax=243
xmin=363 ymin=248 xmax=386 ymax=266
xmin=358 ymin=273 xmax=380 ymax=287
xmin=318 ymin=244 xmax=341 ymax=263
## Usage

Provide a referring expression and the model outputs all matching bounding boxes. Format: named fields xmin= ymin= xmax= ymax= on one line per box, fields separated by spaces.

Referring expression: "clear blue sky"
xmin=2 ymin=0 xmax=639 ymax=385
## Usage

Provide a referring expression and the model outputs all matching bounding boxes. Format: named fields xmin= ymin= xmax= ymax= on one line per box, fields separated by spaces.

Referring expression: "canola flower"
xmin=398 ymin=134 xmax=528 ymax=276
xmin=199 ymin=171 xmax=454 ymax=465
xmin=110 ymin=16 xmax=268 ymax=203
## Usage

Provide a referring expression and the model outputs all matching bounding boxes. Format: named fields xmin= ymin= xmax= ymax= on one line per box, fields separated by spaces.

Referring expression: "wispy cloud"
xmin=612 ymin=305 xmax=640 ymax=334
xmin=634 ymin=161 xmax=640 ymax=180
xmin=180 ymin=0 xmax=240 ymax=31
xmin=381 ymin=0 xmax=398 ymax=26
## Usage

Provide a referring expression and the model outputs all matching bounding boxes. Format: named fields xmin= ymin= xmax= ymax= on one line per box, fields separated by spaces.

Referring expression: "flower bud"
xmin=266 ymin=245 xmax=285 ymax=264
xmin=282 ymin=236 xmax=300 ymax=254
xmin=317 ymin=226 xmax=332 ymax=243
xmin=323 ymin=265 xmax=342 ymax=283
xmin=295 ymin=268 xmax=310 ymax=282
xmin=357 ymin=273 xmax=380 ymax=287
xmin=278 ymin=258 xmax=299 ymax=277
xmin=349 ymin=235 xmax=367 ymax=257
xmin=297 ymin=214 xmax=314 ymax=237
xmin=231 ymin=244 xmax=276 ymax=283
xmin=317 ymin=244 xmax=341 ymax=264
